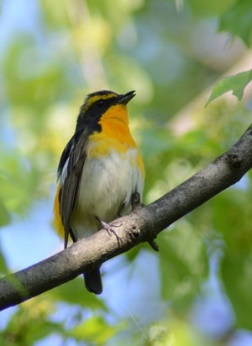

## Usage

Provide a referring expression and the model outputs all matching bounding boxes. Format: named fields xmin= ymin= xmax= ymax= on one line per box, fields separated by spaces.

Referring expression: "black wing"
xmin=58 ymin=129 xmax=89 ymax=248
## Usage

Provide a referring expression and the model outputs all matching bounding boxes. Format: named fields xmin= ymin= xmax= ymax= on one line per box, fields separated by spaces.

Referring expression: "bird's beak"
xmin=117 ymin=90 xmax=136 ymax=105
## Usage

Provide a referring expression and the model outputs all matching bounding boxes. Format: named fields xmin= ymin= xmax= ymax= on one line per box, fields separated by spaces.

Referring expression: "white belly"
xmin=71 ymin=148 xmax=144 ymax=238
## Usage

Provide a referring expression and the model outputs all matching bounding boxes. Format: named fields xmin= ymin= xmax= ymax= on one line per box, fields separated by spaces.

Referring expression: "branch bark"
xmin=1 ymin=124 xmax=252 ymax=311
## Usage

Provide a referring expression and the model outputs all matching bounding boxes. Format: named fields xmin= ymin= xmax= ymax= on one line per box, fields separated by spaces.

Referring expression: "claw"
xmin=96 ymin=217 xmax=121 ymax=244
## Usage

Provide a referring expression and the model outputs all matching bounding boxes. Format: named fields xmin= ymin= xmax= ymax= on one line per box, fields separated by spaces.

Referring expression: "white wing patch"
xmin=60 ymin=157 xmax=70 ymax=185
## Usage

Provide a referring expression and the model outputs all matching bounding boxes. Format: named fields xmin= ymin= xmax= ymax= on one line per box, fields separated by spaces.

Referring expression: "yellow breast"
xmin=87 ymin=104 xmax=145 ymax=176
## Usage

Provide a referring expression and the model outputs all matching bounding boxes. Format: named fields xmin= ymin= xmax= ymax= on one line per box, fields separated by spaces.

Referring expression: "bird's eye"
xmin=96 ymin=99 xmax=105 ymax=107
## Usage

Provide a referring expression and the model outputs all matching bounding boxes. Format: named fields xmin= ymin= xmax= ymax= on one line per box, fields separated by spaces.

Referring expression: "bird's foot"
xmin=97 ymin=217 xmax=121 ymax=244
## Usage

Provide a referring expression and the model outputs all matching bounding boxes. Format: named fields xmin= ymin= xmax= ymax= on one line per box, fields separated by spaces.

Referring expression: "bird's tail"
xmin=84 ymin=268 xmax=103 ymax=295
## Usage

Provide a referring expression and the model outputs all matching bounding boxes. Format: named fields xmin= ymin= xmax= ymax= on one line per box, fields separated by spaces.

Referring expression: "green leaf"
xmin=211 ymin=190 xmax=252 ymax=329
xmin=206 ymin=70 xmax=252 ymax=106
xmin=219 ymin=0 xmax=252 ymax=45
xmin=68 ymin=316 xmax=123 ymax=345
xmin=0 ymin=249 xmax=8 ymax=274
xmin=49 ymin=278 xmax=107 ymax=310
xmin=0 ymin=200 xmax=11 ymax=227
xmin=3 ymin=299 xmax=65 ymax=345
xmin=26 ymin=321 xmax=65 ymax=344
xmin=159 ymin=222 xmax=208 ymax=308
xmin=221 ymin=252 xmax=252 ymax=330
xmin=186 ymin=0 xmax=237 ymax=17
xmin=0 ymin=164 xmax=33 ymax=215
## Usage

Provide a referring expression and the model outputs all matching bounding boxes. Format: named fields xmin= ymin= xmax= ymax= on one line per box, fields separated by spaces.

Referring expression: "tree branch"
xmin=1 ymin=124 xmax=252 ymax=311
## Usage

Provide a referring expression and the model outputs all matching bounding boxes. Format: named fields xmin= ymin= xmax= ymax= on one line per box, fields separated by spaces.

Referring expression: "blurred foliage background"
xmin=1 ymin=0 xmax=252 ymax=345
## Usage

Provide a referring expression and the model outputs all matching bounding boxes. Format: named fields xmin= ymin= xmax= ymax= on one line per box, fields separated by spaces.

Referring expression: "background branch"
xmin=1 ymin=124 xmax=252 ymax=311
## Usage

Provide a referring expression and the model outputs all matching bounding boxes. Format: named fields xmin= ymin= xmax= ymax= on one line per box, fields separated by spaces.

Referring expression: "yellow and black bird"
xmin=54 ymin=90 xmax=144 ymax=294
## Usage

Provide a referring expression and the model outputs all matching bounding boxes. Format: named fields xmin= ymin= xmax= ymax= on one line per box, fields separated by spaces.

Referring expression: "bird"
xmin=53 ymin=90 xmax=145 ymax=294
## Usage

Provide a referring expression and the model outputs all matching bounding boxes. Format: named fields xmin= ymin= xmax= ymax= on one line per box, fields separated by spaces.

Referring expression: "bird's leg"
xmin=131 ymin=191 xmax=142 ymax=210
xmin=131 ymin=191 xmax=159 ymax=252
xmin=96 ymin=216 xmax=121 ymax=244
